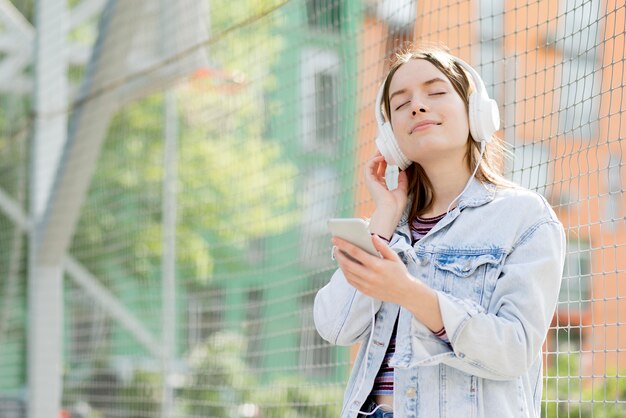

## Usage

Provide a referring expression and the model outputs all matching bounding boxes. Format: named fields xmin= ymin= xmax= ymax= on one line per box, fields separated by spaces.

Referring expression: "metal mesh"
xmin=0 ymin=0 xmax=624 ymax=417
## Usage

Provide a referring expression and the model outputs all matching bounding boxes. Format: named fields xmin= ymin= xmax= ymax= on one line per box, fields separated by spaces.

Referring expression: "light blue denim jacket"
xmin=314 ymin=180 xmax=566 ymax=418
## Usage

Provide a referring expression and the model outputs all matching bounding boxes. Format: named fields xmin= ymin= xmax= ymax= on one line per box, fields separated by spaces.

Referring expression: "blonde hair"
xmin=380 ymin=47 xmax=513 ymax=221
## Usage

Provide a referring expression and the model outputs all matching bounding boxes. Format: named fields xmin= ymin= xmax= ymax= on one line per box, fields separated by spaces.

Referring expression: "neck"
xmin=421 ymin=159 xmax=473 ymax=217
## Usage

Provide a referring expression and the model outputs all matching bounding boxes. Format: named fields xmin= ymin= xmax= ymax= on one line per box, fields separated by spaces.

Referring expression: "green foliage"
xmin=67 ymin=0 xmax=295 ymax=290
xmin=250 ymin=376 xmax=343 ymax=418
xmin=66 ymin=332 xmax=341 ymax=418
xmin=63 ymin=367 xmax=162 ymax=418
xmin=0 ymin=95 xmax=30 ymax=390
xmin=544 ymin=352 xmax=626 ymax=418
xmin=177 ymin=89 xmax=297 ymax=246
xmin=180 ymin=331 xmax=343 ymax=418
xmin=208 ymin=0 xmax=285 ymax=93
xmin=181 ymin=331 xmax=252 ymax=417
xmin=71 ymin=82 xmax=297 ymax=288
xmin=117 ymin=369 xmax=162 ymax=418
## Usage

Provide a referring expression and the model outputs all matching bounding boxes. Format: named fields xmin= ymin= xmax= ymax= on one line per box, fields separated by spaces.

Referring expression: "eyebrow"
xmin=389 ymin=77 xmax=448 ymax=102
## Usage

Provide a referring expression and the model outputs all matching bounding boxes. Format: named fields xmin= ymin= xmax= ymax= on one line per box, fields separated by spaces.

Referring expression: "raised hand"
xmin=364 ymin=152 xmax=409 ymax=239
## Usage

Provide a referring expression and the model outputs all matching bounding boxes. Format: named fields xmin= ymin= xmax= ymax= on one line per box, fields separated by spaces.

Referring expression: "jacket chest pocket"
xmin=433 ymin=250 xmax=504 ymax=308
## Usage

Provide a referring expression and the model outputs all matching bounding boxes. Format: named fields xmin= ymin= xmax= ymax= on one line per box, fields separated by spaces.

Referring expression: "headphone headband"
xmin=452 ymin=57 xmax=489 ymax=99
xmin=374 ymin=78 xmax=387 ymax=127
xmin=374 ymin=56 xmax=500 ymax=169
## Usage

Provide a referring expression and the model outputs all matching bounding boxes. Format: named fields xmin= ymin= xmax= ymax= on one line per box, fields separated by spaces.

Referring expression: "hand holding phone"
xmin=328 ymin=218 xmax=380 ymax=257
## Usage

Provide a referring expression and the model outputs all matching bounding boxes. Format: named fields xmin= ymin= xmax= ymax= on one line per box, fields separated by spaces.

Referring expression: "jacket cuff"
xmin=388 ymin=230 xmax=413 ymax=254
xmin=395 ymin=292 xmax=487 ymax=369
xmin=436 ymin=291 xmax=486 ymax=344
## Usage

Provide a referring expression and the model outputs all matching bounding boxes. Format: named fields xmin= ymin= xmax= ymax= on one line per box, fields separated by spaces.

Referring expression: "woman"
xmin=313 ymin=47 xmax=566 ymax=418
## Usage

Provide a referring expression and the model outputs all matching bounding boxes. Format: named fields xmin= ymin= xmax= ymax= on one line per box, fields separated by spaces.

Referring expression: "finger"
xmin=333 ymin=238 xmax=385 ymax=276
xmin=332 ymin=237 xmax=368 ymax=265
xmin=367 ymin=154 xmax=386 ymax=166
xmin=367 ymin=160 xmax=388 ymax=187
xmin=335 ymin=249 xmax=372 ymax=283
xmin=369 ymin=150 xmax=384 ymax=160
xmin=376 ymin=159 xmax=387 ymax=179
xmin=367 ymin=159 xmax=386 ymax=179
xmin=336 ymin=248 xmax=362 ymax=266
xmin=371 ymin=234 xmax=400 ymax=261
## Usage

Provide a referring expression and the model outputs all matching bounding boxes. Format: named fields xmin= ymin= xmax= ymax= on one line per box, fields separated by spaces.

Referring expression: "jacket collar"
xmin=399 ymin=178 xmax=496 ymax=226
xmin=457 ymin=178 xmax=497 ymax=210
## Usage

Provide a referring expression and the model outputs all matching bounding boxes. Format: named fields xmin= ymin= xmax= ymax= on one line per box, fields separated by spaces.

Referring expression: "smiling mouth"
xmin=410 ymin=122 xmax=442 ymax=134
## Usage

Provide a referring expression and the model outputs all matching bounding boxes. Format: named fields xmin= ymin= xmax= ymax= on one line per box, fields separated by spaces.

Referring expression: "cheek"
xmin=446 ymin=105 xmax=470 ymax=141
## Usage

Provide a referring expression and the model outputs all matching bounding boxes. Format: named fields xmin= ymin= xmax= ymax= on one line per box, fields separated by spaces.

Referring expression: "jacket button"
xmin=458 ymin=352 xmax=466 ymax=358
xmin=406 ymin=387 xmax=416 ymax=397
xmin=420 ymin=257 xmax=429 ymax=266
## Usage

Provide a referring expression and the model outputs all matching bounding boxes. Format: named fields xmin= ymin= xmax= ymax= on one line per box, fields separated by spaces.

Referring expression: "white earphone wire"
xmin=446 ymin=140 xmax=486 ymax=215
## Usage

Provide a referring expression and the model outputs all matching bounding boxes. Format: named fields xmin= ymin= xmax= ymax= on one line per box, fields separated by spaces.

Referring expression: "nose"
xmin=411 ymin=103 xmax=428 ymax=116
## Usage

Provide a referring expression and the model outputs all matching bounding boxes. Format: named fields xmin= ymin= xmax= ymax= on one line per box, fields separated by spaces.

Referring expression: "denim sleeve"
xmin=313 ymin=229 xmax=413 ymax=347
xmin=313 ymin=267 xmax=382 ymax=346
xmin=435 ymin=219 xmax=566 ymax=380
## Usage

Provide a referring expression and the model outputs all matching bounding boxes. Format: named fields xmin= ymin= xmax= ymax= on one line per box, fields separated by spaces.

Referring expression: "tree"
xmin=180 ymin=331 xmax=343 ymax=418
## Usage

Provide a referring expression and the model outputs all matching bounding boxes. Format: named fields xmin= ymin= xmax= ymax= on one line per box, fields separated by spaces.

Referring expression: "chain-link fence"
xmin=0 ymin=0 xmax=624 ymax=417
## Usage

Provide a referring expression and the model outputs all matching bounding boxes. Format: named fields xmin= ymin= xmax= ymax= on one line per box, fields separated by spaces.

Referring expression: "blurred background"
xmin=0 ymin=0 xmax=624 ymax=417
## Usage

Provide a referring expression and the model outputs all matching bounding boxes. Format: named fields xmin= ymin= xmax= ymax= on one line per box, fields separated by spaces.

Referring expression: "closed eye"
xmin=429 ymin=92 xmax=447 ymax=96
xmin=395 ymin=102 xmax=409 ymax=111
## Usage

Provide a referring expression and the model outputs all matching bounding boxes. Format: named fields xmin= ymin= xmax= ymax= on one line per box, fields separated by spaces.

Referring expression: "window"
xmin=559 ymin=239 xmax=592 ymax=311
xmin=245 ymin=288 xmax=264 ymax=367
xmin=507 ymin=143 xmax=551 ymax=196
xmin=298 ymin=274 xmax=334 ymax=377
xmin=376 ymin=0 xmax=416 ymax=31
xmin=378 ymin=0 xmax=417 ymax=59
xmin=477 ymin=0 xmax=505 ymax=104
xmin=604 ymin=152 xmax=623 ymax=230
xmin=556 ymin=0 xmax=601 ymax=138
xmin=315 ymin=72 xmax=338 ymax=143
xmin=555 ymin=327 xmax=583 ymax=354
xmin=300 ymin=48 xmax=340 ymax=153
xmin=0 ymin=397 xmax=25 ymax=418
xmin=299 ymin=167 xmax=339 ymax=269
xmin=306 ymin=0 xmax=342 ymax=32
xmin=187 ymin=288 xmax=223 ymax=349
xmin=68 ymin=287 xmax=108 ymax=361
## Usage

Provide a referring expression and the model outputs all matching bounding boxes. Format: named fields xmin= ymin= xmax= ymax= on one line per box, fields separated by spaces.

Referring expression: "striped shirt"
xmin=371 ymin=213 xmax=449 ymax=396
xmin=410 ymin=212 xmax=446 ymax=243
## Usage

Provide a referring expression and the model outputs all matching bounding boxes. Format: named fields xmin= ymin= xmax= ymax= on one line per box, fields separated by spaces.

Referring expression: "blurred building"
xmin=356 ymin=0 xmax=626 ymax=378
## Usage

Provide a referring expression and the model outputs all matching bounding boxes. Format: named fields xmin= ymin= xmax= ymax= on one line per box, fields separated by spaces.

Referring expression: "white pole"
xmin=161 ymin=90 xmax=178 ymax=418
xmin=29 ymin=1 xmax=68 ymax=417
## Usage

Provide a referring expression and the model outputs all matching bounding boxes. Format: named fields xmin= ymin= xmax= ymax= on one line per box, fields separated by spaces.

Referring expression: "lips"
xmin=409 ymin=120 xmax=442 ymax=134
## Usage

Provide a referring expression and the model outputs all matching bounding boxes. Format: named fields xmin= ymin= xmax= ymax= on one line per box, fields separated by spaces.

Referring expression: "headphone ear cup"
xmin=468 ymin=92 xmax=481 ymax=142
xmin=373 ymin=78 xmax=411 ymax=169
xmin=468 ymin=92 xmax=500 ymax=144
xmin=376 ymin=122 xmax=396 ymax=164
xmin=376 ymin=121 xmax=411 ymax=170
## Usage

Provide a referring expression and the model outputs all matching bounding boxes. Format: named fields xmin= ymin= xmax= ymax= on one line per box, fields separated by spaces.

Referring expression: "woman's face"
xmin=388 ymin=59 xmax=470 ymax=168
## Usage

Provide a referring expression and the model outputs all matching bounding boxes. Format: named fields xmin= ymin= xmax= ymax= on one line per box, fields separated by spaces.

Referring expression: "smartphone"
xmin=328 ymin=218 xmax=379 ymax=256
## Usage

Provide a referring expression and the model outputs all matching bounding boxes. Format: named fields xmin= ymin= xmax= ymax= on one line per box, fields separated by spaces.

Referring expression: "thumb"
xmin=371 ymin=234 xmax=398 ymax=260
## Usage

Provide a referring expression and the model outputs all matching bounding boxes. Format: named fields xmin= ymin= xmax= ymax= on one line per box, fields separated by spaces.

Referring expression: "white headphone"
xmin=374 ymin=57 xmax=500 ymax=170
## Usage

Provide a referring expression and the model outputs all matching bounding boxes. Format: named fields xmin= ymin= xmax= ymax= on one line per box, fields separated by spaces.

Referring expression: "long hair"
xmin=380 ymin=47 xmax=513 ymax=223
